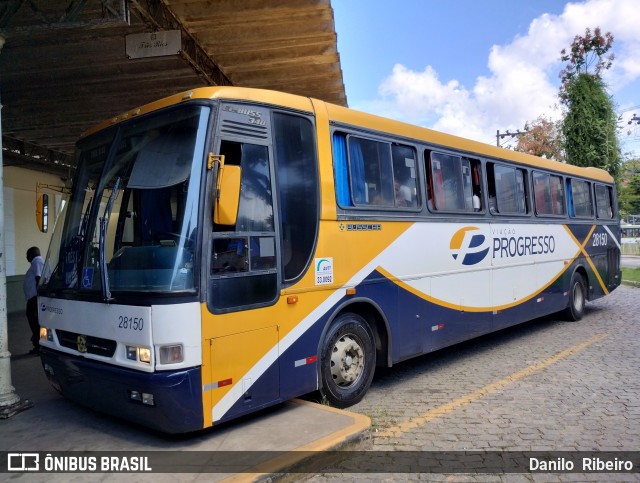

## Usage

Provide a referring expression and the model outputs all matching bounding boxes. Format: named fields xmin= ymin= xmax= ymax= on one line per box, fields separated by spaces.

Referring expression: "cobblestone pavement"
xmin=303 ymin=285 xmax=640 ymax=482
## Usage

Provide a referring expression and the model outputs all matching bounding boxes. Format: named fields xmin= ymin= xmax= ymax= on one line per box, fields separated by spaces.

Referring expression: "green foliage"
xmin=559 ymin=27 xmax=620 ymax=178
xmin=619 ymin=172 xmax=640 ymax=216
xmin=621 ymin=267 xmax=640 ymax=283
xmin=561 ymin=74 xmax=621 ymax=177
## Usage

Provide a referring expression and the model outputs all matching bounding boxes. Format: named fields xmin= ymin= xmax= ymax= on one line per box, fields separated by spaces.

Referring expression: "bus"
xmin=621 ymin=224 xmax=640 ymax=243
xmin=37 ymin=86 xmax=621 ymax=433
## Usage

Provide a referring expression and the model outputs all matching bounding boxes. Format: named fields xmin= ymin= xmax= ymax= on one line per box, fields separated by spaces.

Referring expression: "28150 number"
xmin=592 ymin=232 xmax=608 ymax=247
xmin=118 ymin=316 xmax=144 ymax=331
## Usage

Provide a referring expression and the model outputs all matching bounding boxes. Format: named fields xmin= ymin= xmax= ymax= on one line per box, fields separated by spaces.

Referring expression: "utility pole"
xmin=0 ymin=34 xmax=32 ymax=418
xmin=496 ymin=129 xmax=528 ymax=148
xmin=629 ymin=114 xmax=640 ymax=125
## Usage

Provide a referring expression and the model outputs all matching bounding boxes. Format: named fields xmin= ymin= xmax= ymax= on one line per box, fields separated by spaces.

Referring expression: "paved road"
xmin=304 ymin=284 xmax=640 ymax=482
xmin=622 ymin=255 xmax=640 ymax=269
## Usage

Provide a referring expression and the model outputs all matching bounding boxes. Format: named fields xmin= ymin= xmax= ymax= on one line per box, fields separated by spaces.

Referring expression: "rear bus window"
xmin=595 ymin=184 xmax=614 ymax=219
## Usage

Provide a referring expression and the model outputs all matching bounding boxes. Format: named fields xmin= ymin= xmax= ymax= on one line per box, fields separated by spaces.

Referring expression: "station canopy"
xmin=0 ymin=0 xmax=347 ymax=176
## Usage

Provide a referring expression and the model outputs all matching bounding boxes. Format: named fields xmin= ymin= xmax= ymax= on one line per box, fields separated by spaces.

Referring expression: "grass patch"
xmin=621 ymin=267 xmax=640 ymax=283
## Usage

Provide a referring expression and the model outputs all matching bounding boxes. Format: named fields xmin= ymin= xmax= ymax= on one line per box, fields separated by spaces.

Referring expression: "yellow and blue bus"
xmin=37 ymin=87 xmax=620 ymax=432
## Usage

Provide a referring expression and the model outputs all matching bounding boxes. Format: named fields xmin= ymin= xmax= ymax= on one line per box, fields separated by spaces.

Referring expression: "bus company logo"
xmin=41 ymin=304 xmax=63 ymax=315
xmin=449 ymin=226 xmax=490 ymax=265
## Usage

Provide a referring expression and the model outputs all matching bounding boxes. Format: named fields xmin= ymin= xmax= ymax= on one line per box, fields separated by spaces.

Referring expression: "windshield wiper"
xmin=99 ymin=177 xmax=121 ymax=301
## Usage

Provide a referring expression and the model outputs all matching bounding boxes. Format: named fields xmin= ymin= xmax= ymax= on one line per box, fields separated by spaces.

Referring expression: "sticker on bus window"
xmin=315 ymin=258 xmax=334 ymax=285
xmin=82 ymin=267 xmax=94 ymax=289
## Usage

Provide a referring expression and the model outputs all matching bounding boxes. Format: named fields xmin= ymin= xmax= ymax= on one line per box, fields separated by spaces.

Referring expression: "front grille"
xmin=56 ymin=330 xmax=117 ymax=357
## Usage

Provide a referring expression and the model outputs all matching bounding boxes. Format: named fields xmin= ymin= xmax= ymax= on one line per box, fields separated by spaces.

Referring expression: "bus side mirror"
xmin=36 ymin=193 xmax=49 ymax=233
xmin=214 ymin=165 xmax=241 ymax=226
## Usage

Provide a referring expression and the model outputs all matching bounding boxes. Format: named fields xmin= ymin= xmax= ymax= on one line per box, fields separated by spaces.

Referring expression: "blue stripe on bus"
xmin=220 ymin=245 xmax=606 ymax=421
xmin=39 ymin=348 xmax=204 ymax=434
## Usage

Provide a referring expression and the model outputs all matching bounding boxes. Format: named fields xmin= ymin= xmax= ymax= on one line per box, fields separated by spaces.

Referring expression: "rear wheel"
xmin=564 ymin=272 xmax=587 ymax=321
xmin=319 ymin=313 xmax=376 ymax=408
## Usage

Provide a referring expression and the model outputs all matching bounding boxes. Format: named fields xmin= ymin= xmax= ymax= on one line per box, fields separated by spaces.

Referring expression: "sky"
xmin=332 ymin=0 xmax=640 ymax=158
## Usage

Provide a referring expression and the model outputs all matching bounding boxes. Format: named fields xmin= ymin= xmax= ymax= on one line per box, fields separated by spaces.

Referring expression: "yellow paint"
xmin=219 ymin=400 xmax=371 ymax=482
xmin=201 ymin=221 xmax=413 ymax=424
xmin=84 ymin=86 xmax=614 ymax=185
xmin=375 ymin=333 xmax=608 ymax=438
xmin=81 ymin=85 xmax=615 ymax=427
xmin=449 ymin=226 xmax=478 ymax=249
xmin=563 ymin=225 xmax=609 ymax=295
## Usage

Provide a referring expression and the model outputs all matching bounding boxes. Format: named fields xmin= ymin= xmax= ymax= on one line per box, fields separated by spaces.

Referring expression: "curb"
xmin=220 ymin=400 xmax=371 ymax=483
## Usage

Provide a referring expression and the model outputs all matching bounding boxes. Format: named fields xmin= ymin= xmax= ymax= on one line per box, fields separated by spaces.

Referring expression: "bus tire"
xmin=319 ymin=313 xmax=376 ymax=408
xmin=564 ymin=272 xmax=586 ymax=321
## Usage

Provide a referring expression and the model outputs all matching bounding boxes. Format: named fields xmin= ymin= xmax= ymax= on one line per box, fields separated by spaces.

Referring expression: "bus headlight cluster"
xmin=159 ymin=344 xmax=183 ymax=364
xmin=40 ymin=327 xmax=53 ymax=342
xmin=126 ymin=345 xmax=151 ymax=364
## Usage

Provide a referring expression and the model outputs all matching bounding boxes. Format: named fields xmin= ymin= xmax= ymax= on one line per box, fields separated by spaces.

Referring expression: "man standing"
xmin=23 ymin=246 xmax=44 ymax=355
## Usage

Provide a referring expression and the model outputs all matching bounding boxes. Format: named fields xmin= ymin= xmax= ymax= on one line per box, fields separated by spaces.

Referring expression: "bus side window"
xmin=391 ymin=144 xmax=418 ymax=208
xmin=595 ymin=184 xmax=614 ymax=219
xmin=428 ymin=152 xmax=481 ymax=212
xmin=469 ymin=158 xmax=483 ymax=211
xmin=488 ymin=162 xmax=528 ymax=215
xmin=568 ymin=178 xmax=593 ymax=218
xmin=533 ymin=172 xmax=565 ymax=216
xmin=348 ymin=136 xmax=394 ymax=207
xmin=423 ymin=150 xmax=434 ymax=210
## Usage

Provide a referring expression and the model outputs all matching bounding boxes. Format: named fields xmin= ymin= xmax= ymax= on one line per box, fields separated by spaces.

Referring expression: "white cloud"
xmin=362 ymin=0 xmax=640 ymax=147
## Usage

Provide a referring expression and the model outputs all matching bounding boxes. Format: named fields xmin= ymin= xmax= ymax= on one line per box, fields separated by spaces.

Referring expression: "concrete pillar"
xmin=0 ymin=33 xmax=33 ymax=418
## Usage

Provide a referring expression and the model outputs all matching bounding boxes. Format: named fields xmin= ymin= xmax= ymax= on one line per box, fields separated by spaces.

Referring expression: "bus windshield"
xmin=41 ymin=105 xmax=210 ymax=296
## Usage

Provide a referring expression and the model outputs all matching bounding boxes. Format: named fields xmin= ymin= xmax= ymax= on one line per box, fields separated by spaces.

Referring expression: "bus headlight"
xmin=159 ymin=344 xmax=183 ymax=364
xmin=126 ymin=345 xmax=151 ymax=364
xmin=40 ymin=327 xmax=53 ymax=341
xmin=138 ymin=347 xmax=151 ymax=363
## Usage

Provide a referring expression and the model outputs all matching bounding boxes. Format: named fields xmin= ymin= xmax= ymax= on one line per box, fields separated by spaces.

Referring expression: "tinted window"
xmin=274 ymin=113 xmax=318 ymax=281
xmin=429 ymin=152 xmax=481 ymax=212
xmin=533 ymin=172 xmax=565 ymax=216
xmin=348 ymin=136 xmax=394 ymax=206
xmin=489 ymin=164 xmax=527 ymax=215
xmin=392 ymin=144 xmax=418 ymax=208
xmin=569 ymin=179 xmax=593 ymax=218
xmin=219 ymin=141 xmax=273 ymax=232
xmin=595 ymin=184 xmax=614 ymax=219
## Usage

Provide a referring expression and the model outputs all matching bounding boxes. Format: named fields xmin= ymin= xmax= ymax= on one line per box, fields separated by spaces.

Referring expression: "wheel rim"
xmin=573 ymin=281 xmax=584 ymax=311
xmin=330 ymin=334 xmax=365 ymax=388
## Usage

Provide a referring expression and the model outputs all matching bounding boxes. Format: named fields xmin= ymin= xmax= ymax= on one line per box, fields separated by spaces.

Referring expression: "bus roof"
xmin=81 ymin=86 xmax=614 ymax=184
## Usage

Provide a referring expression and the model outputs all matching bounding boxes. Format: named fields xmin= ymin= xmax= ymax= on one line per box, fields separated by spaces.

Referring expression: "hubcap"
xmin=330 ymin=334 xmax=365 ymax=387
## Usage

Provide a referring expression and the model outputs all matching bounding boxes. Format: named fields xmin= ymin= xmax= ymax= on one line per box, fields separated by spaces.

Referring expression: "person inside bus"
xmin=394 ymin=179 xmax=413 ymax=207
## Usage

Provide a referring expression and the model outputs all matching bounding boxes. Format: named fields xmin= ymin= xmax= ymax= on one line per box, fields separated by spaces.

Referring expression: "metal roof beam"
xmin=0 ymin=0 xmax=26 ymax=29
xmin=129 ymin=0 xmax=232 ymax=86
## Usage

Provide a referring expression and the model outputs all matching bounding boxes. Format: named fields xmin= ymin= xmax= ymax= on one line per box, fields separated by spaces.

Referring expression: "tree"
xmin=515 ymin=116 xmax=564 ymax=161
xmin=559 ymin=27 xmax=621 ymax=178
xmin=618 ymin=158 xmax=640 ymax=218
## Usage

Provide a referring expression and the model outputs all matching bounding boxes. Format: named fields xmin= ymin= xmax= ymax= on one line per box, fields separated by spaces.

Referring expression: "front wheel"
xmin=564 ymin=272 xmax=587 ymax=321
xmin=319 ymin=313 xmax=376 ymax=408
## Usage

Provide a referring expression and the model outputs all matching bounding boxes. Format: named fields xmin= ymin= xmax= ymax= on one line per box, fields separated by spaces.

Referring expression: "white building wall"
xmin=3 ymin=166 xmax=64 ymax=311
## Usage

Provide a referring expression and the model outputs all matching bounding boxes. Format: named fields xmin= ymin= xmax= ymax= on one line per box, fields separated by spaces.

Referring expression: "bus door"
xmin=205 ymin=104 xmax=281 ymax=421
